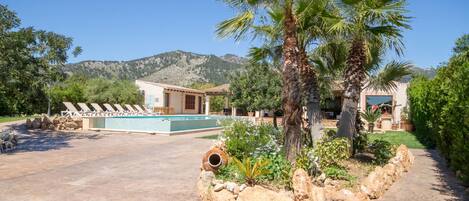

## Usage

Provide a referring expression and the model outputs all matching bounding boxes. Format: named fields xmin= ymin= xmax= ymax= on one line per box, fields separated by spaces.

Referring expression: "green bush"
xmin=221 ymin=120 xmax=281 ymax=159
xmin=313 ymin=137 xmax=350 ymax=168
xmin=216 ymin=160 xmax=240 ymax=182
xmin=353 ymin=132 xmax=369 ymax=154
xmin=323 ymin=166 xmax=356 ymax=182
xmin=370 ymin=140 xmax=396 ymax=165
xmin=296 ymin=147 xmax=320 ymax=177
xmin=258 ymin=153 xmax=292 ymax=187
xmin=407 ymin=42 xmax=469 ymax=184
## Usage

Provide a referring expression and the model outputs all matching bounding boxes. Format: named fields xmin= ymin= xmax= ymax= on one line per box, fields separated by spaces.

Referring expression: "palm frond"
xmin=216 ymin=11 xmax=255 ymax=41
xmin=366 ymin=60 xmax=413 ymax=92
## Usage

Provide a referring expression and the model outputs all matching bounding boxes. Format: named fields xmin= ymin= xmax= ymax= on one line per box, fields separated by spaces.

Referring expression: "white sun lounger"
xmin=61 ymin=102 xmax=82 ymax=117
xmin=77 ymin=103 xmax=98 ymax=116
xmin=102 ymin=104 xmax=123 ymax=116
xmin=124 ymin=104 xmax=138 ymax=113
xmin=134 ymin=105 xmax=161 ymax=115
xmin=114 ymin=104 xmax=136 ymax=115
xmin=89 ymin=103 xmax=113 ymax=116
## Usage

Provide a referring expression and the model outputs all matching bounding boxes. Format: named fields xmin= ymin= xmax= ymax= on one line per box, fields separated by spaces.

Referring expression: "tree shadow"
xmin=424 ymin=149 xmax=467 ymax=201
xmin=1 ymin=124 xmax=104 ymax=154
xmin=410 ymin=130 xmax=436 ymax=149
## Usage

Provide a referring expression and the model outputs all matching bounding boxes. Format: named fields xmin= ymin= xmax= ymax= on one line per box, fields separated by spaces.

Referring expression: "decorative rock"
xmin=213 ymin=183 xmax=225 ymax=192
xmin=25 ymin=119 xmax=32 ymax=128
xmin=239 ymin=184 xmax=247 ymax=192
xmin=394 ymin=145 xmax=413 ymax=171
xmin=52 ymin=116 xmax=60 ymax=125
xmin=32 ymin=118 xmax=41 ymax=129
xmin=317 ymin=173 xmax=326 ymax=183
xmin=360 ymin=166 xmax=387 ymax=199
xmin=64 ymin=121 xmax=78 ymax=129
xmin=237 ymin=186 xmax=293 ymax=201
xmin=211 ymin=179 xmax=223 ymax=186
xmin=292 ymin=168 xmax=312 ymax=200
xmin=197 ymin=170 xmax=215 ymax=200
xmin=74 ymin=119 xmax=83 ymax=129
xmin=225 ymin=182 xmax=239 ymax=194
xmin=310 ymin=185 xmax=326 ymax=201
xmin=330 ymin=189 xmax=362 ymax=201
xmin=208 ymin=189 xmax=236 ymax=201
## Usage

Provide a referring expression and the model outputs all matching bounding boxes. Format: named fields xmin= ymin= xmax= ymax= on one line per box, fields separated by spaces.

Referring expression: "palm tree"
xmin=245 ymin=0 xmax=336 ymax=144
xmin=361 ymin=107 xmax=381 ymax=133
xmin=328 ymin=0 xmax=412 ymax=140
xmin=217 ymin=0 xmax=304 ymax=162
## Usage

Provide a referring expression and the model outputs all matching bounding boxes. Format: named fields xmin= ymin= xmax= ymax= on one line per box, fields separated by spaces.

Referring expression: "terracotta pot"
xmin=201 ymin=147 xmax=228 ymax=172
xmin=247 ymin=112 xmax=254 ymax=117
xmin=401 ymin=121 xmax=414 ymax=132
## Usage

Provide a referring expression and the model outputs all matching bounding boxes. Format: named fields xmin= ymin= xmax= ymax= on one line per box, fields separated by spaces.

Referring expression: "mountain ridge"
xmin=63 ymin=50 xmax=246 ymax=87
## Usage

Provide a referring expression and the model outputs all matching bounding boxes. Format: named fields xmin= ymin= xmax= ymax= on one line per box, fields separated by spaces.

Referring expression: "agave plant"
xmin=232 ymin=157 xmax=271 ymax=186
xmin=361 ymin=108 xmax=382 ymax=133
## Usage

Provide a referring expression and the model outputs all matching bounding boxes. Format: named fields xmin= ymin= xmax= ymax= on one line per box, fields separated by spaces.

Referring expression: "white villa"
xmin=135 ymin=80 xmax=204 ymax=114
xmin=136 ymin=79 xmax=409 ymax=130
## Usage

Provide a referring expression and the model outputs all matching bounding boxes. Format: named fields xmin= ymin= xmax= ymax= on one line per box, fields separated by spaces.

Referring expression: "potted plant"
xmin=361 ymin=108 xmax=382 ymax=133
xmin=400 ymin=106 xmax=413 ymax=131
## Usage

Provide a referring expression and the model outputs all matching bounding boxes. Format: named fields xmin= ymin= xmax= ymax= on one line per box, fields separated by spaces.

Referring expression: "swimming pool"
xmin=87 ymin=115 xmax=240 ymax=134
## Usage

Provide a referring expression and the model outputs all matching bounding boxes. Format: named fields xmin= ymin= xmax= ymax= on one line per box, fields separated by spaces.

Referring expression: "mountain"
xmin=401 ymin=66 xmax=438 ymax=82
xmin=63 ymin=50 xmax=245 ymax=86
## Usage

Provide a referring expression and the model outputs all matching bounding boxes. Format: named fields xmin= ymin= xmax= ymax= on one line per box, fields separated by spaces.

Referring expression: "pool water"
xmin=90 ymin=115 xmax=233 ymax=134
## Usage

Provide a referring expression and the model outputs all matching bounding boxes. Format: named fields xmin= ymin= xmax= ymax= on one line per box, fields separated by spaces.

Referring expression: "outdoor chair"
xmin=103 ymin=104 xmax=124 ymax=116
xmin=142 ymin=105 xmax=155 ymax=114
xmin=114 ymin=104 xmax=135 ymax=115
xmin=61 ymin=102 xmax=82 ymax=117
xmin=90 ymin=103 xmax=110 ymax=116
xmin=133 ymin=104 xmax=161 ymax=115
xmin=77 ymin=103 xmax=99 ymax=116
xmin=124 ymin=104 xmax=142 ymax=115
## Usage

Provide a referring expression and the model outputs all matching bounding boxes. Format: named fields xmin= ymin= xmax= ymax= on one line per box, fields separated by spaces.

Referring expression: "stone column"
xmin=232 ymin=107 xmax=237 ymax=116
xmin=205 ymin=95 xmax=210 ymax=115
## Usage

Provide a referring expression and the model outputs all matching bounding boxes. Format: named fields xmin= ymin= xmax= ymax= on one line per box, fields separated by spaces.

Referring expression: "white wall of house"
xmin=136 ymin=80 xmax=204 ymax=114
xmin=359 ymin=81 xmax=408 ymax=123
xmin=165 ymin=91 xmax=203 ymax=114
xmin=135 ymin=80 xmax=164 ymax=108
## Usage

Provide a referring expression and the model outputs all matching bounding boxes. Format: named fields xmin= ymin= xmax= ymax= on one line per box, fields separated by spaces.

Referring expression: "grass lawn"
xmin=197 ymin=134 xmax=220 ymax=140
xmin=369 ymin=131 xmax=428 ymax=149
xmin=0 ymin=116 xmax=30 ymax=124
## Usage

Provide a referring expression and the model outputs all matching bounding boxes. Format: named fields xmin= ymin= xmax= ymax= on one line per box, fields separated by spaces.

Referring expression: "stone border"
xmin=197 ymin=144 xmax=414 ymax=201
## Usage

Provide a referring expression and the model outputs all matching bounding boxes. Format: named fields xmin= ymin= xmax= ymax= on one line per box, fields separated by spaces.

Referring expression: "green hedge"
xmin=407 ymin=52 xmax=469 ymax=184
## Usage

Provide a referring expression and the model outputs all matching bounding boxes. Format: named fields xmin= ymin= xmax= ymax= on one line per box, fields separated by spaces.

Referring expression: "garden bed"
xmin=196 ymin=120 xmax=415 ymax=201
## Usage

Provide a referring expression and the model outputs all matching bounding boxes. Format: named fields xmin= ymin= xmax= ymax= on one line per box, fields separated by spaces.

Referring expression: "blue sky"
xmin=2 ymin=0 xmax=468 ymax=68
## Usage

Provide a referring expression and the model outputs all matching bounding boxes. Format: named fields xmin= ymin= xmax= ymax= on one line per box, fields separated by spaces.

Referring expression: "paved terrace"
xmin=0 ymin=121 xmax=467 ymax=201
xmin=0 ymin=123 xmax=216 ymax=201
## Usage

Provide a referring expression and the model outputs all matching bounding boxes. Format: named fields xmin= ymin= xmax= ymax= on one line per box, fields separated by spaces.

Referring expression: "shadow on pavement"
xmin=2 ymin=124 xmax=104 ymax=154
xmin=425 ymin=149 xmax=467 ymax=201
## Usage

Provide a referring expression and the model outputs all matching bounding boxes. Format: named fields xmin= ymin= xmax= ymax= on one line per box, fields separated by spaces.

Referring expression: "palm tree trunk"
xmin=298 ymin=47 xmax=322 ymax=143
xmin=337 ymin=38 xmax=367 ymax=142
xmin=282 ymin=2 xmax=303 ymax=163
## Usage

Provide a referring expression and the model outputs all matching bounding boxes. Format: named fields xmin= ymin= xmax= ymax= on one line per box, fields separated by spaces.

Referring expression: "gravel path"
xmin=379 ymin=149 xmax=467 ymax=201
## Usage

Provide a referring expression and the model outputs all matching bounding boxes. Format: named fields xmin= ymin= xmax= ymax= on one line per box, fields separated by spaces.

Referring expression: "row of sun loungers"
xmin=61 ymin=102 xmax=161 ymax=117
